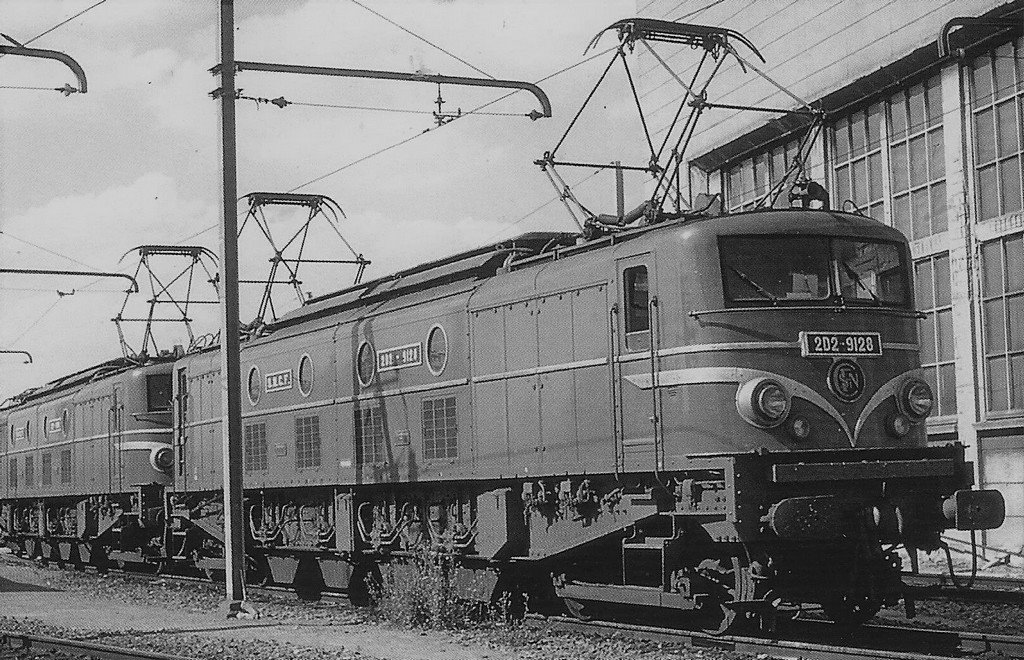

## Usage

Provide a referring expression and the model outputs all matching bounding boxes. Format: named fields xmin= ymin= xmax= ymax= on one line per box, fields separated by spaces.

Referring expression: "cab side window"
xmin=624 ymin=265 xmax=650 ymax=350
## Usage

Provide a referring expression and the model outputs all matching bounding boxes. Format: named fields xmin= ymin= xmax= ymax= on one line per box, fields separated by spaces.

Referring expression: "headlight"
xmin=758 ymin=383 xmax=789 ymax=420
xmin=886 ymin=413 xmax=911 ymax=437
xmin=150 ymin=446 xmax=174 ymax=471
xmin=736 ymin=378 xmax=791 ymax=428
xmin=788 ymin=415 xmax=811 ymax=440
xmin=898 ymin=378 xmax=934 ymax=421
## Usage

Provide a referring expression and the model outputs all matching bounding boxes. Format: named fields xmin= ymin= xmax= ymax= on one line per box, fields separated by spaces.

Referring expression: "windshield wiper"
xmin=727 ymin=265 xmax=778 ymax=303
xmin=841 ymin=261 xmax=881 ymax=305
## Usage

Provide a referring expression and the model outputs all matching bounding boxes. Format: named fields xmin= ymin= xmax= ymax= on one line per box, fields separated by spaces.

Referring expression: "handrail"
xmin=608 ymin=304 xmax=621 ymax=480
xmin=647 ymin=297 xmax=663 ymax=482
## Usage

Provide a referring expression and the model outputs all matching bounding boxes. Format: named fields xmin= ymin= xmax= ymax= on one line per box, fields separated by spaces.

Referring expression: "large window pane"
xmin=933 ymin=254 xmax=950 ymax=307
xmin=928 ymin=128 xmax=945 ymax=179
xmin=994 ymin=43 xmax=1016 ymax=101
xmin=914 ymin=260 xmax=933 ymax=309
xmin=926 ymin=80 xmax=943 ymax=127
xmin=851 ymin=112 xmax=866 ymax=158
xmin=909 ymin=135 xmax=928 ymax=187
xmin=867 ymin=103 xmax=883 ymax=149
xmin=869 ymin=153 xmax=883 ymax=200
xmin=930 ymin=182 xmax=947 ymax=234
xmin=976 ymin=109 xmax=996 ymax=164
xmin=890 ymin=96 xmax=908 ymax=140
xmin=973 ymin=56 xmax=992 ymax=104
xmin=939 ymin=363 xmax=958 ymax=415
xmin=835 ymin=164 xmax=851 ymax=205
xmin=720 ymin=236 xmax=830 ymax=303
xmin=997 ymin=100 xmax=1020 ymax=156
xmin=852 ymin=159 xmax=867 ymax=205
xmin=920 ymin=314 xmax=936 ymax=363
xmin=981 ymin=240 xmax=1003 ymax=296
xmin=911 ymin=188 xmax=930 ymax=240
xmin=1008 ymin=294 xmax=1024 ymax=351
xmin=988 ymin=356 xmax=1008 ymax=411
xmin=1006 ymin=234 xmax=1024 ymax=292
xmin=772 ymin=147 xmax=786 ymax=185
xmin=936 ymin=309 xmax=954 ymax=361
xmin=834 ymin=116 xmax=850 ymax=161
xmin=891 ymin=142 xmax=908 ymax=193
xmin=1012 ymin=354 xmax=1024 ymax=410
xmin=979 ymin=164 xmax=999 ymax=220
xmin=999 ymin=156 xmax=1022 ymax=215
xmin=893 ymin=194 xmax=911 ymax=238
xmin=741 ymin=161 xmax=754 ymax=201
xmin=908 ymin=83 xmax=925 ymax=133
xmin=984 ymin=298 xmax=1006 ymax=353
xmin=922 ymin=366 xmax=938 ymax=410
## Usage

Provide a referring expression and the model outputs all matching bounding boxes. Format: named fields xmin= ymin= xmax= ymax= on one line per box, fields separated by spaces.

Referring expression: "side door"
xmin=614 ymin=253 xmax=663 ymax=473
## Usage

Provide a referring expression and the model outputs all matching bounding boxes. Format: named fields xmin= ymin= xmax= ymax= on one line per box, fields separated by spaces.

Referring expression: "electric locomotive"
xmin=166 ymin=206 xmax=1003 ymax=632
xmin=1 ymin=356 xmax=176 ymax=567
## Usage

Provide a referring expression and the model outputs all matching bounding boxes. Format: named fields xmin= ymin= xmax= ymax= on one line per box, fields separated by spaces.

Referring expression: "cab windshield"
xmin=719 ymin=235 xmax=909 ymax=308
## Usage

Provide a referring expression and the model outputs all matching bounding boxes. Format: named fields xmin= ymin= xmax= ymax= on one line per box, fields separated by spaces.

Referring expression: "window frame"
xmin=980 ymin=233 xmax=1024 ymax=415
xmin=421 ymin=396 xmax=458 ymax=461
xmin=622 ymin=264 xmax=651 ymax=351
xmin=914 ymin=253 xmax=957 ymax=417
xmin=969 ymin=37 xmax=1024 ymax=222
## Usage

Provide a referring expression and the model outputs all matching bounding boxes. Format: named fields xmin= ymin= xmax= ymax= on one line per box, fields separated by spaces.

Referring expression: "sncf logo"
xmin=265 ymin=369 xmax=293 ymax=393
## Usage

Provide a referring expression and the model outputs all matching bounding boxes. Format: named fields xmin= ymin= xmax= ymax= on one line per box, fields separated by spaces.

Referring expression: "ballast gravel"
xmin=0 ymin=557 xmax=746 ymax=660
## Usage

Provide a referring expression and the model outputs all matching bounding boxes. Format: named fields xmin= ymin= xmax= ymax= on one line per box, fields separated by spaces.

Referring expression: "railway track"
xmin=8 ymin=555 xmax=1024 ymax=660
xmin=904 ymin=572 xmax=1024 ymax=604
xmin=526 ymin=615 xmax=1024 ymax=660
xmin=0 ymin=630 xmax=194 ymax=660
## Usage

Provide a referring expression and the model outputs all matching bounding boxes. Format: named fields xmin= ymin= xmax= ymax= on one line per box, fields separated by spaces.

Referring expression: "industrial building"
xmin=639 ymin=0 xmax=1024 ymax=554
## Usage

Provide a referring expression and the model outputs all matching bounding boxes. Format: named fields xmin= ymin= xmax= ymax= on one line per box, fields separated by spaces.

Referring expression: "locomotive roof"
xmin=1 ymin=355 xmax=172 ymax=410
xmin=265 ymin=209 xmax=898 ymax=332
xmin=267 ymin=231 xmax=577 ymax=331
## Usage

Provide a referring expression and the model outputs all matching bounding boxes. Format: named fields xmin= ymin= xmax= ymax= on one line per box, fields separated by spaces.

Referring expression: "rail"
xmin=526 ymin=615 xmax=1024 ymax=660
xmin=0 ymin=630 xmax=195 ymax=660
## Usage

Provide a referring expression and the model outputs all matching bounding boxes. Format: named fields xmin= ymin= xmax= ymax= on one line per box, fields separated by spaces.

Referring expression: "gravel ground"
xmin=8 ymin=549 xmax=1023 ymax=659
xmin=0 ymin=557 xmax=749 ymax=660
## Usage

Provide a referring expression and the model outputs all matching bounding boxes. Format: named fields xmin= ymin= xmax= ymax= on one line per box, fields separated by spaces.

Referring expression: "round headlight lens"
xmin=887 ymin=413 xmax=911 ymax=437
xmin=757 ymin=383 xmax=789 ymax=421
xmin=152 ymin=446 xmax=174 ymax=471
xmin=901 ymin=379 xmax=934 ymax=419
xmin=788 ymin=415 xmax=811 ymax=440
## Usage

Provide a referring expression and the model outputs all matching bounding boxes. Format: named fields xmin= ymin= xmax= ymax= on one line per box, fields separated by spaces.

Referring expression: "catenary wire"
xmin=156 ymin=42 xmax=623 ymax=262
xmin=0 ymin=0 xmax=107 ymax=57
xmin=6 ymin=299 xmax=62 ymax=345
xmin=285 ymin=44 xmax=619 ymax=193
xmin=723 ymin=76 xmax=1024 ymax=200
xmin=646 ymin=0 xmax=967 ymax=125
xmin=348 ymin=0 xmax=494 ymax=79
xmin=0 ymin=230 xmax=101 ymax=271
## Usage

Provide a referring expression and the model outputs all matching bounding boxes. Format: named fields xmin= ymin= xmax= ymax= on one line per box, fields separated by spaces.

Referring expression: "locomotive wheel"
xmin=697 ymin=556 xmax=753 ymax=635
xmin=822 ymin=594 xmax=881 ymax=627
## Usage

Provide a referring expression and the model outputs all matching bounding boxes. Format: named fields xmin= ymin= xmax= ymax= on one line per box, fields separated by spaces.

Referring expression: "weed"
xmin=366 ymin=547 xmax=519 ymax=630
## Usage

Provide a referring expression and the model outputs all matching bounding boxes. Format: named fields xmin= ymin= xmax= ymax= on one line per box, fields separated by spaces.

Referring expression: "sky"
xmin=0 ymin=0 xmax=652 ymax=401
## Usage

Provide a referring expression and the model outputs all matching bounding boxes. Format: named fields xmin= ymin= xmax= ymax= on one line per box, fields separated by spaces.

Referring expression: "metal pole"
xmin=216 ymin=0 xmax=251 ymax=618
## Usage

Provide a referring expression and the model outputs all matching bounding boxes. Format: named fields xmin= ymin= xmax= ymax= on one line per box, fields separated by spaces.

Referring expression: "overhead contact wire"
xmin=348 ymin=0 xmax=494 ymax=79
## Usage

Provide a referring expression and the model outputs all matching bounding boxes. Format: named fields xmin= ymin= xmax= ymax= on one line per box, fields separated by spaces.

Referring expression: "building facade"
xmin=638 ymin=0 xmax=1024 ymax=554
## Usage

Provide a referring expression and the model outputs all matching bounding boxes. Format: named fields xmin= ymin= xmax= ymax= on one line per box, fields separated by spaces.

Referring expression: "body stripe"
xmin=624 ymin=366 xmax=922 ymax=447
xmin=2 ymin=428 xmax=172 ymax=456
